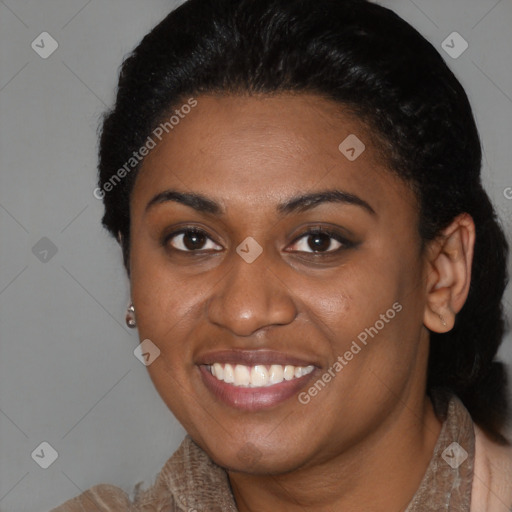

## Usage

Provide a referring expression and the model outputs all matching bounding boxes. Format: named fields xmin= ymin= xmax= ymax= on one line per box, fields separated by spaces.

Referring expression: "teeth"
xmin=251 ymin=365 xmax=269 ymax=386
xmin=208 ymin=363 xmax=314 ymax=387
xmin=234 ymin=364 xmax=251 ymax=386
xmin=284 ymin=365 xmax=295 ymax=381
xmin=224 ymin=363 xmax=234 ymax=383
xmin=212 ymin=363 xmax=224 ymax=380
xmin=268 ymin=364 xmax=284 ymax=384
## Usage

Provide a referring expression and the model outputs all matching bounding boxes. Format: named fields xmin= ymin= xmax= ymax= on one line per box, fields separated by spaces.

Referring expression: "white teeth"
xmin=268 ymin=364 xmax=284 ymax=384
xmin=251 ymin=365 xmax=269 ymax=387
xmin=212 ymin=363 xmax=224 ymax=380
xmin=224 ymin=363 xmax=234 ymax=383
xmin=234 ymin=364 xmax=251 ymax=386
xmin=283 ymin=365 xmax=295 ymax=381
xmin=208 ymin=363 xmax=314 ymax=387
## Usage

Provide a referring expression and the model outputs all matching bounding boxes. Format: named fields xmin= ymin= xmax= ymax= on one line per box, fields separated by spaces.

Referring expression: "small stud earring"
xmin=126 ymin=302 xmax=137 ymax=328
xmin=439 ymin=313 xmax=447 ymax=327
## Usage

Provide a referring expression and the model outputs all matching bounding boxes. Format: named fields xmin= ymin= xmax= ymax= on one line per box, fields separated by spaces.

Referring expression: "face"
xmin=129 ymin=94 xmax=430 ymax=474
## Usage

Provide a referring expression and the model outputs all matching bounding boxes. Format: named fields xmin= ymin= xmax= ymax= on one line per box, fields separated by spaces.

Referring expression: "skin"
xmin=127 ymin=93 xmax=474 ymax=511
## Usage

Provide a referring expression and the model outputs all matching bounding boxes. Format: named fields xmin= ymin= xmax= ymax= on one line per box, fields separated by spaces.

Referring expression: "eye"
xmin=164 ymin=228 xmax=223 ymax=252
xmin=287 ymin=228 xmax=352 ymax=254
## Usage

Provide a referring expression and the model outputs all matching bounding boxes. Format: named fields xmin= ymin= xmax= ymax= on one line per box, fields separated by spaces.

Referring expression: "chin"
xmin=197 ymin=434 xmax=312 ymax=475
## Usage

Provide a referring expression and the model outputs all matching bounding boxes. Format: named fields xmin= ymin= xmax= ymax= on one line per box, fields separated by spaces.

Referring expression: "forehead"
xmin=131 ymin=93 xmax=415 ymax=217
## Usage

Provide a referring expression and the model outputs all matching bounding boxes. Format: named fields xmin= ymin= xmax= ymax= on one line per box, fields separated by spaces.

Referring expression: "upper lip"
xmin=195 ymin=349 xmax=319 ymax=368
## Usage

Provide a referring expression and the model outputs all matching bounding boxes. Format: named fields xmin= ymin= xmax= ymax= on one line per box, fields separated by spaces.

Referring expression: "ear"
xmin=423 ymin=213 xmax=475 ymax=333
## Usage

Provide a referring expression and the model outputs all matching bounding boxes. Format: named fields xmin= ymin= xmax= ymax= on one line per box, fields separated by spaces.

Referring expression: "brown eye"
xmin=165 ymin=228 xmax=222 ymax=252
xmin=287 ymin=228 xmax=352 ymax=254
xmin=306 ymin=232 xmax=338 ymax=252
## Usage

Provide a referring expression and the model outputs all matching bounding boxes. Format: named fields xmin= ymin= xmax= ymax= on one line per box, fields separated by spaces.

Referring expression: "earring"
xmin=438 ymin=313 xmax=447 ymax=327
xmin=126 ymin=302 xmax=137 ymax=328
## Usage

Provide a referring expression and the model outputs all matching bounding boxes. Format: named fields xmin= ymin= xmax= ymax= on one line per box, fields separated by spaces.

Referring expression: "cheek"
xmin=129 ymin=253 xmax=204 ymax=422
xmin=310 ymin=251 xmax=402 ymax=324
xmin=129 ymin=244 xmax=205 ymax=351
xmin=132 ymin=277 xmax=205 ymax=348
xmin=316 ymin=245 xmax=423 ymax=367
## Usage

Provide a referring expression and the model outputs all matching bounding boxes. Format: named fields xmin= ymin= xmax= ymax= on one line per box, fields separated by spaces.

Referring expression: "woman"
xmin=54 ymin=0 xmax=512 ymax=510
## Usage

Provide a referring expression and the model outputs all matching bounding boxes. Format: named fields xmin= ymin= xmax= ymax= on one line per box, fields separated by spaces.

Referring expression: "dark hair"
xmin=98 ymin=0 xmax=510 ymax=440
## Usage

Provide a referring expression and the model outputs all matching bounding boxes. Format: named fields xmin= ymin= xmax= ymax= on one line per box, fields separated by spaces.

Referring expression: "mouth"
xmin=206 ymin=362 xmax=315 ymax=387
xmin=196 ymin=350 xmax=320 ymax=411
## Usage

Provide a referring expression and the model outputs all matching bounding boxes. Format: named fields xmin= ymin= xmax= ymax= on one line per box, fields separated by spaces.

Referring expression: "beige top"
xmin=52 ymin=394 xmax=512 ymax=511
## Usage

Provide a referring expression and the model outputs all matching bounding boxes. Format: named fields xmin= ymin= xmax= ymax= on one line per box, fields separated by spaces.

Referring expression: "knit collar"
xmin=404 ymin=391 xmax=475 ymax=511
xmin=149 ymin=392 xmax=474 ymax=511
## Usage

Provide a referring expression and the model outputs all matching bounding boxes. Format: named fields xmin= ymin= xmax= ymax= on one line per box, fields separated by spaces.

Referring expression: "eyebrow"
xmin=145 ymin=189 xmax=376 ymax=216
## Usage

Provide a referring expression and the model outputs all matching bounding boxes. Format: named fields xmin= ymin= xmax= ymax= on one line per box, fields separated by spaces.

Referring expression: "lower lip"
xmin=198 ymin=365 xmax=318 ymax=411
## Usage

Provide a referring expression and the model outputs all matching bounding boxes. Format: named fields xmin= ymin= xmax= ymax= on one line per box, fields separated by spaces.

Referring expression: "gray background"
xmin=0 ymin=0 xmax=511 ymax=510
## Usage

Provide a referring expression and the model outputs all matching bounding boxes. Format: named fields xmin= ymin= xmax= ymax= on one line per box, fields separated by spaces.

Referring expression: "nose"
xmin=206 ymin=252 xmax=298 ymax=337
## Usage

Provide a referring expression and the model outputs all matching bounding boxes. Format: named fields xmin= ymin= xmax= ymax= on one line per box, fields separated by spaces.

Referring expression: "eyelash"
xmin=288 ymin=227 xmax=355 ymax=254
xmin=162 ymin=226 xmax=354 ymax=255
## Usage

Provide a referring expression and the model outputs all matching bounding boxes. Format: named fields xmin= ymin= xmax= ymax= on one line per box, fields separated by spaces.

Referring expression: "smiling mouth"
xmin=197 ymin=350 xmax=320 ymax=410
xmin=206 ymin=363 xmax=315 ymax=388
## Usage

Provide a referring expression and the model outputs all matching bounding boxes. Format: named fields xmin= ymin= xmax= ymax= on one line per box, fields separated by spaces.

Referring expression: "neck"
xmin=228 ymin=395 xmax=442 ymax=512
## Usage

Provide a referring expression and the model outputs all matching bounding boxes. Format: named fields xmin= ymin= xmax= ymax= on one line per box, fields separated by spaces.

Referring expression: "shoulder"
xmin=50 ymin=435 xmax=232 ymax=512
xmin=51 ymin=479 xmax=184 ymax=512
xmin=51 ymin=475 xmax=182 ymax=512
xmin=50 ymin=483 xmax=134 ymax=511
xmin=49 ymin=439 xmax=187 ymax=512
xmin=471 ymin=424 xmax=512 ymax=512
